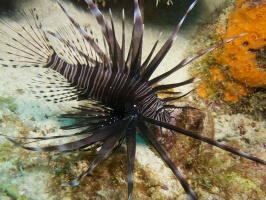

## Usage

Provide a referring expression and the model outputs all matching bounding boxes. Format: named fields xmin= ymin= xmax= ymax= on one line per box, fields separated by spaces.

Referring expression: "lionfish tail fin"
xmin=0 ymin=8 xmax=54 ymax=68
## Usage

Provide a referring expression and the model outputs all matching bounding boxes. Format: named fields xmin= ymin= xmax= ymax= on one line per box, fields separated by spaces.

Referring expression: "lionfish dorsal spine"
xmin=126 ymin=0 xmax=143 ymax=76
xmin=140 ymin=0 xmax=199 ymax=82
xmin=85 ymin=0 xmax=123 ymax=67
xmin=57 ymin=2 xmax=110 ymax=65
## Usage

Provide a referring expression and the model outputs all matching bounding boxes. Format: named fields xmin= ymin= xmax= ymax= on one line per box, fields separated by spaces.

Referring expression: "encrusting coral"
xmin=196 ymin=0 xmax=266 ymax=102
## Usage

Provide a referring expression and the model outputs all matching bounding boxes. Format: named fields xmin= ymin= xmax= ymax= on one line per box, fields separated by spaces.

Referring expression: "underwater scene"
xmin=0 ymin=0 xmax=265 ymax=199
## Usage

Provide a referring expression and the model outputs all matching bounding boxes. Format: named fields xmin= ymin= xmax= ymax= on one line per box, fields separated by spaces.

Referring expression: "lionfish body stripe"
xmin=0 ymin=0 xmax=265 ymax=199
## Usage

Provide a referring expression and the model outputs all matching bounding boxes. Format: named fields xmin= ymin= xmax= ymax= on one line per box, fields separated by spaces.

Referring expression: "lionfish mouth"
xmin=0 ymin=0 xmax=265 ymax=199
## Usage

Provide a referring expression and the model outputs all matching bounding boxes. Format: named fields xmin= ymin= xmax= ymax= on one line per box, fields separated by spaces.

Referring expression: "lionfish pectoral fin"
xmin=142 ymin=116 xmax=266 ymax=166
xmin=125 ymin=119 xmax=137 ymax=200
xmin=3 ymin=120 xmax=126 ymax=154
xmin=149 ymin=33 xmax=246 ymax=85
xmin=61 ymin=124 xmax=126 ymax=187
xmin=137 ymin=118 xmax=198 ymax=200
xmin=162 ymin=89 xmax=195 ymax=102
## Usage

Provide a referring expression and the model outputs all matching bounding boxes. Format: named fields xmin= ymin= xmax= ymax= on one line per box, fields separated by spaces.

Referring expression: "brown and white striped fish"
xmin=0 ymin=0 xmax=265 ymax=199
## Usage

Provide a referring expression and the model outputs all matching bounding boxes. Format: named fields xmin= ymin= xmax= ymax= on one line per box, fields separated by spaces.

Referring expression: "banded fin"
xmin=142 ymin=116 xmax=266 ymax=166
xmin=29 ymin=69 xmax=80 ymax=103
xmin=0 ymin=8 xmax=52 ymax=68
xmin=126 ymin=0 xmax=143 ymax=75
xmin=84 ymin=0 xmax=122 ymax=65
xmin=0 ymin=7 xmax=99 ymax=70
xmin=57 ymin=2 xmax=111 ymax=67
xmin=137 ymin=119 xmax=197 ymax=200
xmin=47 ymin=24 xmax=100 ymax=65
xmin=141 ymin=0 xmax=199 ymax=81
xmin=61 ymin=120 xmax=127 ymax=187
xmin=149 ymin=33 xmax=246 ymax=85
xmin=162 ymin=89 xmax=194 ymax=102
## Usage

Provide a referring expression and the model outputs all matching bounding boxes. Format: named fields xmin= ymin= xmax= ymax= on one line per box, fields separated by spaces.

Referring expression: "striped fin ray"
xmin=142 ymin=116 xmax=266 ymax=165
xmin=84 ymin=0 xmax=122 ymax=66
xmin=57 ymin=2 xmax=111 ymax=66
xmin=153 ymin=77 xmax=198 ymax=92
xmin=29 ymin=69 xmax=80 ymax=103
xmin=139 ymin=32 xmax=161 ymax=75
xmin=61 ymin=120 xmax=127 ymax=187
xmin=121 ymin=9 xmax=126 ymax=71
xmin=137 ymin=119 xmax=197 ymax=200
xmin=20 ymin=8 xmax=51 ymax=54
xmin=45 ymin=27 xmax=95 ymax=65
xmin=126 ymin=0 xmax=143 ymax=76
xmin=78 ymin=98 xmax=114 ymax=111
xmin=141 ymin=0 xmax=199 ymax=81
xmin=126 ymin=119 xmax=137 ymax=200
xmin=162 ymin=89 xmax=194 ymax=102
xmin=163 ymin=104 xmax=197 ymax=111
xmin=108 ymin=9 xmax=119 ymax=70
xmin=0 ymin=6 xmax=98 ymax=95
xmin=158 ymin=91 xmax=182 ymax=95
xmin=135 ymin=77 xmax=198 ymax=104
xmin=148 ymin=33 xmax=246 ymax=85
xmin=0 ymin=9 xmax=52 ymax=67
xmin=54 ymin=25 xmax=91 ymax=65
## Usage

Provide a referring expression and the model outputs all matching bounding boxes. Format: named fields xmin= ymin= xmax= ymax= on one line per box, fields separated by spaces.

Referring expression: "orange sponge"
xmin=219 ymin=0 xmax=266 ymax=88
xmin=196 ymin=0 xmax=266 ymax=102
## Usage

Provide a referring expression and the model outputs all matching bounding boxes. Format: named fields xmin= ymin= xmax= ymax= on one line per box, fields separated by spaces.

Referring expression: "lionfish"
xmin=0 ymin=0 xmax=265 ymax=199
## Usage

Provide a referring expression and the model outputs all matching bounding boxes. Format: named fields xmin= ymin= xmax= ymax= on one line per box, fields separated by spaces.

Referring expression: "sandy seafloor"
xmin=0 ymin=0 xmax=265 ymax=199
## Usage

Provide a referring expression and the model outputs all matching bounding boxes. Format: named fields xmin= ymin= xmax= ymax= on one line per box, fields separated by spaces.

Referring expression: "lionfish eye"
xmin=156 ymin=106 xmax=165 ymax=114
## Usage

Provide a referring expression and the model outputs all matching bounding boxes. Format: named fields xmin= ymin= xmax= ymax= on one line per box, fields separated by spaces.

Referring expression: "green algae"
xmin=224 ymin=172 xmax=257 ymax=191
xmin=0 ymin=96 xmax=18 ymax=112
xmin=194 ymin=148 xmax=266 ymax=198
xmin=0 ymin=185 xmax=29 ymax=200
xmin=0 ymin=143 xmax=12 ymax=163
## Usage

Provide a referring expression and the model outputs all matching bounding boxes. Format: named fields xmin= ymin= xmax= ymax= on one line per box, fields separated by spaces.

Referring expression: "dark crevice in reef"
xmin=0 ymin=0 xmax=17 ymax=12
xmin=249 ymin=46 xmax=266 ymax=71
